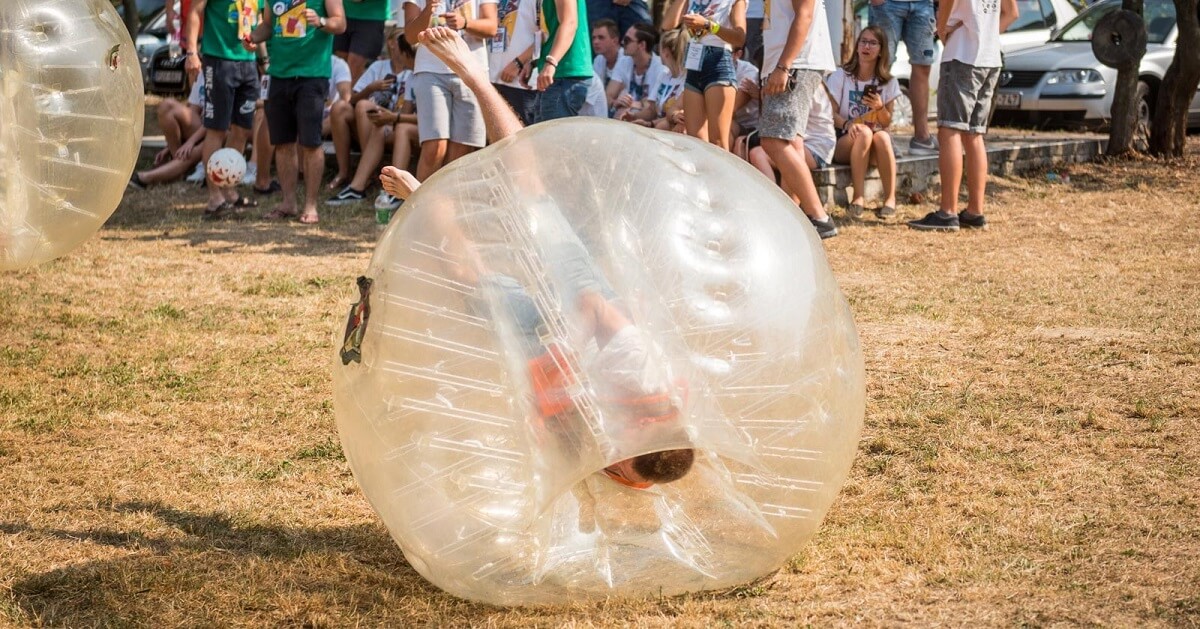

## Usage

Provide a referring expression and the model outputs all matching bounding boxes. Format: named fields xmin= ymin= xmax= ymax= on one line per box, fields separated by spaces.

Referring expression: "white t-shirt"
xmin=684 ymin=0 xmax=738 ymax=48
xmin=733 ymin=58 xmax=759 ymax=128
xmin=593 ymin=49 xmax=626 ymax=85
xmin=188 ymin=73 xmax=205 ymax=107
xmin=490 ymin=0 xmax=537 ymax=88
xmin=329 ymin=55 xmax=352 ymax=104
xmin=762 ymin=0 xmax=835 ymax=76
xmin=648 ymin=66 xmax=685 ymax=117
xmin=942 ymin=0 xmax=1003 ymax=67
xmin=611 ymin=54 xmax=664 ymax=102
xmin=824 ymin=68 xmax=900 ymax=129
xmin=803 ymin=87 xmax=836 ymax=165
xmin=405 ymin=0 xmax=498 ymax=74
xmin=746 ymin=0 xmax=764 ymax=20
xmin=355 ymin=60 xmax=415 ymax=110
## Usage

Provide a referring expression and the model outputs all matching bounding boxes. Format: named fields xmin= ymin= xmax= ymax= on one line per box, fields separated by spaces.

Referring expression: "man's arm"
xmin=419 ymin=27 xmax=524 ymax=141
xmin=321 ymin=0 xmax=348 ymax=35
xmin=248 ymin=4 xmax=274 ymax=44
xmin=936 ymin=0 xmax=957 ymax=40
xmin=764 ymin=0 xmax=814 ymax=95
xmin=999 ymin=0 xmax=1020 ymax=33
xmin=462 ymin=2 xmax=499 ymax=39
xmin=184 ymin=0 xmax=207 ymax=81
xmin=404 ymin=1 xmax=440 ymax=45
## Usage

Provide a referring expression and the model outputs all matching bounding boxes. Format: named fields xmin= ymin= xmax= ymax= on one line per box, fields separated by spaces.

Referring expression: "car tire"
xmin=1133 ymin=80 xmax=1151 ymax=153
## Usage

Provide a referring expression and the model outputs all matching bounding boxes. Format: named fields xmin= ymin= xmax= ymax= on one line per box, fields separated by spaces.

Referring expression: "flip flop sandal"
xmin=298 ymin=211 xmax=319 ymax=225
xmin=876 ymin=205 xmax=897 ymax=218
xmin=262 ymin=208 xmax=298 ymax=220
xmin=232 ymin=196 xmax=259 ymax=209
xmin=201 ymin=202 xmax=232 ymax=222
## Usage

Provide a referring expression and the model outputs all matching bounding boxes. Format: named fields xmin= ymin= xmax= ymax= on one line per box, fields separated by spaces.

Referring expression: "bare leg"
xmin=254 ymin=113 xmax=274 ymax=190
xmin=910 ymin=64 xmax=932 ymax=142
xmin=416 ymin=139 xmax=448 ymax=181
xmin=329 ymin=101 xmax=354 ymax=187
xmin=844 ymin=125 xmax=872 ymax=207
xmin=349 ymin=125 xmax=389 ymax=192
xmin=938 ymin=126 xmax=964 ymax=214
xmin=199 ymin=128 xmax=229 ymax=210
xmin=963 ymin=132 xmax=988 ymax=216
xmin=762 ymin=136 xmax=828 ymax=221
xmin=300 ymin=145 xmax=324 ymax=223
xmin=274 ymin=142 xmax=300 ymax=215
xmin=347 ymin=52 xmax=371 ymax=86
xmin=445 ymin=141 xmax=476 ymax=166
xmin=872 ymin=131 xmax=897 ymax=208
xmin=391 ymin=123 xmax=420 ymax=171
xmin=748 ymin=146 xmax=776 ymax=181
xmin=137 ymin=154 xmax=203 ymax=185
xmin=353 ymin=99 xmax=377 ymax=158
xmin=702 ymin=85 xmax=736 ymax=151
xmin=418 ymin=27 xmax=525 ymax=142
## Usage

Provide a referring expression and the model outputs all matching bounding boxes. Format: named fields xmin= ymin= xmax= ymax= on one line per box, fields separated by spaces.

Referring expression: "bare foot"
xmin=418 ymin=27 xmax=484 ymax=79
xmin=380 ymin=166 xmax=420 ymax=200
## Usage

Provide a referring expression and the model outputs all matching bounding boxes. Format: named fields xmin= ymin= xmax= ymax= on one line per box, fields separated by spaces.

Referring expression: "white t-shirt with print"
xmin=684 ymin=0 xmax=738 ymax=48
xmin=329 ymin=55 xmax=352 ymax=104
xmin=733 ymin=57 xmax=759 ymax=128
xmin=942 ymin=0 xmax=1003 ymax=67
xmin=355 ymin=60 xmax=415 ymax=111
xmin=647 ymin=66 xmax=685 ymax=117
xmin=761 ymin=0 xmax=835 ymax=77
xmin=611 ymin=54 xmax=664 ymax=102
xmin=824 ymin=68 xmax=900 ymax=129
xmin=490 ymin=0 xmax=537 ymax=89
xmin=803 ymin=86 xmax=836 ymax=165
xmin=405 ymin=0 xmax=498 ymax=74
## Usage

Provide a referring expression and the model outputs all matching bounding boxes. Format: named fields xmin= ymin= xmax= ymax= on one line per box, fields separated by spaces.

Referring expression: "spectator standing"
xmin=404 ymin=0 xmax=499 ymax=180
xmin=758 ymin=0 xmax=838 ymax=239
xmin=490 ymin=0 xmax=540 ymax=125
xmin=185 ymin=0 xmax=261 ymax=220
xmin=663 ymin=0 xmax=746 ymax=150
xmin=338 ymin=0 xmax=391 ymax=83
xmin=534 ymin=0 xmax=595 ymax=122
xmin=249 ymin=0 xmax=347 ymax=224
xmin=747 ymin=86 xmax=836 ymax=203
xmin=827 ymin=26 xmax=900 ymax=218
xmin=586 ymin=0 xmax=651 ymax=37
xmin=908 ymin=0 xmax=1018 ymax=230
xmin=868 ymin=0 xmax=937 ymax=154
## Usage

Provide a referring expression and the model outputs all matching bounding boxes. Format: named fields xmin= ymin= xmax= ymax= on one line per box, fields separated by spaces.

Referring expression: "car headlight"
xmin=1045 ymin=69 xmax=1104 ymax=85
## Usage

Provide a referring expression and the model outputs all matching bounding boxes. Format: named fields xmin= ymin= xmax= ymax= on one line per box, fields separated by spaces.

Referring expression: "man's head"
xmin=604 ymin=449 xmax=696 ymax=488
xmin=387 ymin=27 xmax=416 ymax=65
xmin=622 ymin=23 xmax=659 ymax=60
xmin=592 ymin=19 xmax=620 ymax=57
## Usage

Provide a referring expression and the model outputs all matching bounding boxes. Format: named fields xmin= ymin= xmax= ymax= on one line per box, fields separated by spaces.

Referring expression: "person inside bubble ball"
xmin=380 ymin=27 xmax=695 ymax=488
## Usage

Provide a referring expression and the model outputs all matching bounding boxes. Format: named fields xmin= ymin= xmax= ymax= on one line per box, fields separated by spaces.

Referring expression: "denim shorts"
xmin=868 ymin=0 xmax=937 ymax=66
xmin=536 ymin=77 xmax=591 ymax=123
xmin=938 ymin=60 xmax=1000 ymax=134
xmin=684 ymin=45 xmax=736 ymax=93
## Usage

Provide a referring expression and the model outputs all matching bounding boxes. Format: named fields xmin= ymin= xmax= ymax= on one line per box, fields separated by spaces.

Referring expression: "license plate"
xmin=995 ymin=91 xmax=1021 ymax=109
xmin=154 ymin=70 xmax=183 ymax=84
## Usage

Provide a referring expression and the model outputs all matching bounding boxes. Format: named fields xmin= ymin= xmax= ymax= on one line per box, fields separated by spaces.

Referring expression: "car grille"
xmin=1000 ymin=71 xmax=1046 ymax=88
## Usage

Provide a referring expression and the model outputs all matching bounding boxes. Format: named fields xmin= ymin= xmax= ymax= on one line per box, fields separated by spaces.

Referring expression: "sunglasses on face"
xmin=621 ymin=36 xmax=636 ymax=45
xmin=859 ymin=39 xmax=881 ymax=48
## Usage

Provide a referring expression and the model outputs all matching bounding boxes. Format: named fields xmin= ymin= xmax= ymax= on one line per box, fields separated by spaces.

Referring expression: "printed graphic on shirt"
xmin=493 ymin=0 xmax=519 ymax=52
xmin=234 ymin=0 xmax=260 ymax=39
xmin=273 ymin=0 xmax=307 ymax=38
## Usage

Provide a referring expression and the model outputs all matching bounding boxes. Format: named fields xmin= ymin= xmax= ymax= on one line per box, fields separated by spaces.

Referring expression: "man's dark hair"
xmin=593 ymin=18 xmax=619 ymax=39
xmin=629 ymin=22 xmax=660 ymax=51
xmin=396 ymin=33 xmax=416 ymax=58
xmin=632 ymin=448 xmax=694 ymax=484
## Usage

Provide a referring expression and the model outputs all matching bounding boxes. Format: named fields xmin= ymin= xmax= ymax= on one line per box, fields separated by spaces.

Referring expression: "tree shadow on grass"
xmin=6 ymin=500 xmax=492 ymax=626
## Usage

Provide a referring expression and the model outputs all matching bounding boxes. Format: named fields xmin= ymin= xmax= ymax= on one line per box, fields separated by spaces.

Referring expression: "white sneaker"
xmin=909 ymin=136 xmax=940 ymax=155
xmin=241 ymin=163 xmax=257 ymax=185
xmin=186 ymin=162 xmax=205 ymax=183
xmin=374 ymin=192 xmax=402 ymax=211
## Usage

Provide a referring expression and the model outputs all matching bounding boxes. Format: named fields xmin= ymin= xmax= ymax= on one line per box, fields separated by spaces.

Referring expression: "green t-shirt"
xmin=266 ymin=2 xmax=334 ymax=78
xmin=344 ymin=0 xmax=391 ymax=20
xmin=537 ymin=0 xmax=593 ymax=79
xmin=201 ymin=0 xmax=258 ymax=62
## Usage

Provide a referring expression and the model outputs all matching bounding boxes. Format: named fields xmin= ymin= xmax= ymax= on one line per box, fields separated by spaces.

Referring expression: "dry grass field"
xmin=1 ymin=145 xmax=1198 ymax=628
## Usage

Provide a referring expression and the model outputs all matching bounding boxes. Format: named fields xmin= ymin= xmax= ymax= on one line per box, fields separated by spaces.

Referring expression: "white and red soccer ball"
xmin=207 ymin=148 xmax=246 ymax=188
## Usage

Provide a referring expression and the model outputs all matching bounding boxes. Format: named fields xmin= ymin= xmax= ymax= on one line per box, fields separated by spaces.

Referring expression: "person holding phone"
xmin=826 ymin=26 xmax=901 ymax=219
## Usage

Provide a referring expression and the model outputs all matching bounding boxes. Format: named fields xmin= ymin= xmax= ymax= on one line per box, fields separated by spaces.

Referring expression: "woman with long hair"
xmin=826 ymin=26 xmax=901 ymax=219
xmin=663 ymin=0 xmax=745 ymax=150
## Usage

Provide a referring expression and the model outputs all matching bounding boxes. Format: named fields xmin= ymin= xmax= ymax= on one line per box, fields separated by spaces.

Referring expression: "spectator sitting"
xmin=330 ymin=69 xmax=418 ymax=209
xmin=607 ymin=23 xmax=662 ymax=122
xmin=826 ymin=26 xmax=900 ymax=219
xmin=320 ymin=54 xmax=354 ymax=194
xmin=730 ymin=45 xmax=760 ymax=143
xmin=331 ymin=28 xmax=417 ymax=203
xmin=746 ymin=85 xmax=836 ymax=206
xmin=591 ymin=19 xmax=624 ymax=93
xmin=129 ymin=74 xmax=207 ymax=189
xmin=641 ymin=28 xmax=686 ymax=133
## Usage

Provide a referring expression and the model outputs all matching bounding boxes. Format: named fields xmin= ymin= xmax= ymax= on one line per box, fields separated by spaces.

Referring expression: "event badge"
xmin=685 ymin=41 xmax=703 ymax=71
xmin=490 ymin=26 xmax=507 ymax=53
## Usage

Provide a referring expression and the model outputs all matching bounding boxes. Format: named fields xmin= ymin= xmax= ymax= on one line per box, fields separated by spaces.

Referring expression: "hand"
xmin=862 ymin=93 xmax=883 ymax=110
xmin=681 ymin=14 xmax=709 ymax=37
xmin=619 ymin=107 xmax=642 ymax=121
xmin=184 ymin=53 xmax=201 ymax=83
xmin=740 ymin=77 xmax=760 ymax=100
xmin=614 ymin=93 xmax=634 ymax=109
xmin=763 ymin=67 xmax=788 ymax=96
xmin=175 ymin=142 xmax=195 ymax=161
xmin=305 ymin=9 xmax=322 ymax=27
xmin=938 ymin=20 xmax=962 ymax=42
xmin=670 ymin=109 xmax=685 ymax=126
xmin=500 ymin=59 xmax=521 ymax=83
xmin=241 ymin=36 xmax=257 ymax=52
xmin=373 ymin=76 xmax=396 ymax=93
xmin=154 ymin=147 xmax=171 ymax=166
xmin=441 ymin=11 xmax=467 ymax=30
xmin=519 ymin=62 xmax=534 ymax=87
xmin=370 ymin=109 xmax=394 ymax=127
xmin=537 ymin=62 xmax=556 ymax=91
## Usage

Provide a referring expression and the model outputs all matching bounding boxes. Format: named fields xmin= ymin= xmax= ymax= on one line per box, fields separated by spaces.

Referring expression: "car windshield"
xmin=1055 ymin=0 xmax=1176 ymax=44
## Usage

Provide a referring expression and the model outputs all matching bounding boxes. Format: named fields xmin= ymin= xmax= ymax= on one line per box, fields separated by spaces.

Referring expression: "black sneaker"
xmin=959 ymin=211 xmax=988 ymax=229
xmin=810 ymin=216 xmax=839 ymax=239
xmin=127 ymin=173 xmax=146 ymax=191
xmin=907 ymin=211 xmax=960 ymax=232
xmin=326 ymin=186 xmax=366 ymax=206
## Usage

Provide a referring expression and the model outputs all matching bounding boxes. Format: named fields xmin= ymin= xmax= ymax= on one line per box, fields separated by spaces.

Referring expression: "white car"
xmin=854 ymin=0 xmax=1081 ymax=125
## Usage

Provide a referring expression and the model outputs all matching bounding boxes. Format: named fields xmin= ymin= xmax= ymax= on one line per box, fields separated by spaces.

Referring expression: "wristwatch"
xmin=319 ymin=16 xmax=328 ymax=28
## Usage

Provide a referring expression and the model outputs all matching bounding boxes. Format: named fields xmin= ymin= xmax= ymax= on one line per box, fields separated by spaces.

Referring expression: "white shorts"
xmin=412 ymin=71 xmax=486 ymax=147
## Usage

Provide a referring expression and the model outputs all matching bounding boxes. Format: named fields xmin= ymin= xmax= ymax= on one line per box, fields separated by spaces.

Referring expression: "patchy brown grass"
xmin=1 ymin=144 xmax=1198 ymax=628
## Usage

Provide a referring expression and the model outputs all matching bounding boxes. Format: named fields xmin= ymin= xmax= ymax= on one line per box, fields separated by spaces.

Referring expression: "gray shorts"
xmin=758 ymin=69 xmax=823 ymax=140
xmin=937 ymin=60 xmax=1000 ymax=135
xmin=412 ymin=71 xmax=487 ymax=147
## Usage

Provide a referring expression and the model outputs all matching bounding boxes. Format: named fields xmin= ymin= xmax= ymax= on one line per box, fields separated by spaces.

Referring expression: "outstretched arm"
xmin=418 ymin=27 xmax=525 ymax=142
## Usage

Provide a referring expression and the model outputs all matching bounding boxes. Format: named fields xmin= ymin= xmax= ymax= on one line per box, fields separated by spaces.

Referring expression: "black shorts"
xmin=266 ymin=77 xmax=329 ymax=148
xmin=333 ymin=18 xmax=386 ymax=59
xmin=202 ymin=57 xmax=258 ymax=131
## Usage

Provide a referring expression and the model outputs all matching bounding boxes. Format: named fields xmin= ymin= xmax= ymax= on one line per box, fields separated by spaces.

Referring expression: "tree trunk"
xmin=1107 ymin=0 xmax=1144 ymax=156
xmin=120 ymin=0 xmax=140 ymax=38
xmin=1149 ymin=0 xmax=1200 ymax=156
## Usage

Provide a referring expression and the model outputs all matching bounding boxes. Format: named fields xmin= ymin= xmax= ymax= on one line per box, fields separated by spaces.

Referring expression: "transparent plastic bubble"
xmin=207 ymin=148 xmax=246 ymax=189
xmin=332 ymin=120 xmax=865 ymax=606
xmin=0 ymin=0 xmax=144 ymax=272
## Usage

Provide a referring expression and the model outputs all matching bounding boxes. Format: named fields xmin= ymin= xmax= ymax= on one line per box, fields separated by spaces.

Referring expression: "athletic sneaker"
xmin=909 ymin=135 xmax=939 ymax=156
xmin=186 ymin=162 xmax=206 ymax=184
xmin=241 ymin=163 xmax=258 ymax=185
xmin=959 ymin=211 xmax=988 ymax=229
xmin=374 ymin=192 xmax=402 ymax=212
xmin=810 ymin=216 xmax=839 ymax=239
xmin=326 ymin=186 xmax=366 ymax=206
xmin=907 ymin=211 xmax=960 ymax=232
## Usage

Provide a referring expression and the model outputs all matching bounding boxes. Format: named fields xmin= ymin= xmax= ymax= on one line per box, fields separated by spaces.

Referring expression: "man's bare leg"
xmin=418 ymin=27 xmax=524 ymax=143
